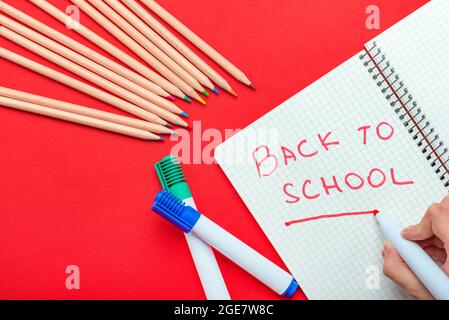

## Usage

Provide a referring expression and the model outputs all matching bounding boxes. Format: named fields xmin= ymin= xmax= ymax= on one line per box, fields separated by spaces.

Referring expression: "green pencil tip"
xmin=184 ymin=96 xmax=192 ymax=103
xmin=202 ymin=90 xmax=209 ymax=97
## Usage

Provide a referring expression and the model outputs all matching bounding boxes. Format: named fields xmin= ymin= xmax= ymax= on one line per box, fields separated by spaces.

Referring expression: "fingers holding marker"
xmin=402 ymin=199 xmax=449 ymax=274
xmin=401 ymin=207 xmax=434 ymax=241
xmin=382 ymin=241 xmax=434 ymax=300
xmin=402 ymin=202 xmax=449 ymax=241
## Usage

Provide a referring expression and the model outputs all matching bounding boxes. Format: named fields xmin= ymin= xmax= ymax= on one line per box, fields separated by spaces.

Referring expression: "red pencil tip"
xmin=373 ymin=210 xmax=380 ymax=216
xmin=166 ymin=95 xmax=176 ymax=101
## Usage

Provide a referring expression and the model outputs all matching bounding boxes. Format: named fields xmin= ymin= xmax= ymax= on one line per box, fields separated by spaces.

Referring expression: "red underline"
xmin=284 ymin=210 xmax=379 ymax=227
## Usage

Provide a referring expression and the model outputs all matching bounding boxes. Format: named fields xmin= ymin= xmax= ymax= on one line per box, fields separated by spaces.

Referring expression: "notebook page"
xmin=215 ymin=54 xmax=447 ymax=299
xmin=370 ymin=0 xmax=449 ymax=142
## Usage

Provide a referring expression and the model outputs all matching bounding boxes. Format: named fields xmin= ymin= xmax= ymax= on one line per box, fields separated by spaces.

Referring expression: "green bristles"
xmin=155 ymin=156 xmax=185 ymax=189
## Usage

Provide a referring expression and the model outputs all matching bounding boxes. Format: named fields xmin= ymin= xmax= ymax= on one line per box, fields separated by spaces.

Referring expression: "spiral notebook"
xmin=215 ymin=0 xmax=449 ymax=299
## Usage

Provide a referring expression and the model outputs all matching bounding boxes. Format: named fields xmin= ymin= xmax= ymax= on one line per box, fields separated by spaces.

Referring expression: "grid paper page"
xmin=215 ymin=54 xmax=447 ymax=299
xmin=370 ymin=0 xmax=449 ymax=146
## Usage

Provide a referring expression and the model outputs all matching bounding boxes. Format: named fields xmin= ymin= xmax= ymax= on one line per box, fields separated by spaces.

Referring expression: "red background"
xmin=0 ymin=0 xmax=428 ymax=299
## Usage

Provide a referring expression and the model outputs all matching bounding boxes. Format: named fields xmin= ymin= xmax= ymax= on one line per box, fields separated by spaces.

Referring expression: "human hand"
xmin=382 ymin=195 xmax=449 ymax=300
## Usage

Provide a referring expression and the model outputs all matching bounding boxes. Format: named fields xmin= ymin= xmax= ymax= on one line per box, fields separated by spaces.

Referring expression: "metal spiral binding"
xmin=359 ymin=42 xmax=449 ymax=188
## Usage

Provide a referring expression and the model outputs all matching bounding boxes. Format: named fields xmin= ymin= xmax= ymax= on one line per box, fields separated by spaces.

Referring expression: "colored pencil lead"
xmin=202 ymin=90 xmax=210 ymax=97
xmin=181 ymin=111 xmax=189 ymax=118
xmin=197 ymin=97 xmax=207 ymax=105
xmin=184 ymin=95 xmax=192 ymax=103
xmin=212 ymin=87 xmax=220 ymax=95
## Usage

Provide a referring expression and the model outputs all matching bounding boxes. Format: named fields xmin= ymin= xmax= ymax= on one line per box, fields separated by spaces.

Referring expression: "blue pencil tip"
xmin=181 ymin=111 xmax=189 ymax=118
xmin=159 ymin=137 xmax=165 ymax=141
xmin=213 ymin=87 xmax=220 ymax=95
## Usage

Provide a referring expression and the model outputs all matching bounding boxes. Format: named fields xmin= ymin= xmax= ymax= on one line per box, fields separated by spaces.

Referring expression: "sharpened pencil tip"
xmin=181 ymin=111 xmax=189 ymax=118
xmin=230 ymin=89 xmax=238 ymax=97
xmin=166 ymin=95 xmax=176 ymax=101
xmin=212 ymin=87 xmax=220 ymax=95
xmin=171 ymin=131 xmax=178 ymax=136
xmin=165 ymin=123 xmax=173 ymax=128
xmin=159 ymin=137 xmax=165 ymax=141
xmin=249 ymin=83 xmax=256 ymax=90
xmin=202 ymin=90 xmax=209 ymax=97
xmin=197 ymin=97 xmax=207 ymax=105
xmin=184 ymin=96 xmax=192 ymax=103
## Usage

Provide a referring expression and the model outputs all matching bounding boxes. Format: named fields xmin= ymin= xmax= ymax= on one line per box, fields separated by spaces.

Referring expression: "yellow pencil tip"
xmin=197 ymin=97 xmax=206 ymax=105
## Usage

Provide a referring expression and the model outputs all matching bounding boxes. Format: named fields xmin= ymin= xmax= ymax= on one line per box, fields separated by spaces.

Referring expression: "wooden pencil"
xmin=0 ymin=47 xmax=177 ymax=134
xmin=95 ymin=0 xmax=208 ymax=97
xmin=0 ymin=96 xmax=162 ymax=141
xmin=0 ymin=14 xmax=186 ymax=117
xmin=0 ymin=27 xmax=187 ymax=127
xmin=0 ymin=0 xmax=171 ymax=99
xmin=29 ymin=0 xmax=186 ymax=101
xmin=104 ymin=0 xmax=216 ymax=94
xmin=124 ymin=0 xmax=234 ymax=96
xmin=70 ymin=0 xmax=205 ymax=104
xmin=142 ymin=0 xmax=254 ymax=89
xmin=0 ymin=86 xmax=168 ymax=134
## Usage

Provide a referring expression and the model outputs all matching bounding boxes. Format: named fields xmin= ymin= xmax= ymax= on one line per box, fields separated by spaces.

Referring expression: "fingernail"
xmin=401 ymin=227 xmax=412 ymax=236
